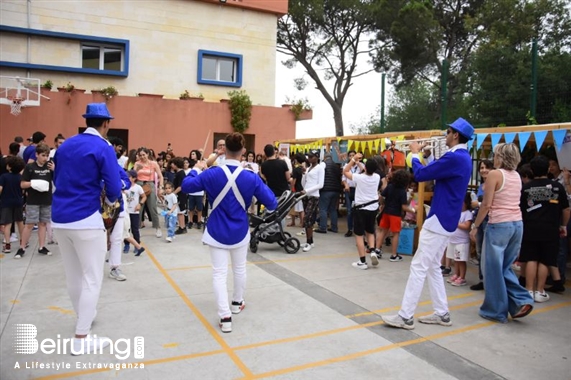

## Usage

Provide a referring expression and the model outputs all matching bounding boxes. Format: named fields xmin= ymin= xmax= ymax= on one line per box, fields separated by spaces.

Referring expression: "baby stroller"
xmin=249 ymin=191 xmax=305 ymax=254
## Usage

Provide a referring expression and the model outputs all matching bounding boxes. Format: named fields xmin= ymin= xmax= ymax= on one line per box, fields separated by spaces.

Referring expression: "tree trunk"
xmin=333 ymin=106 xmax=344 ymax=137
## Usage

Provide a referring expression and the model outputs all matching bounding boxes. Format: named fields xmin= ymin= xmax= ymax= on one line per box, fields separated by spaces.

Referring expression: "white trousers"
xmin=53 ymin=228 xmax=107 ymax=335
xmin=108 ymin=216 xmax=124 ymax=268
xmin=399 ymin=228 xmax=450 ymax=319
xmin=209 ymin=244 xmax=248 ymax=318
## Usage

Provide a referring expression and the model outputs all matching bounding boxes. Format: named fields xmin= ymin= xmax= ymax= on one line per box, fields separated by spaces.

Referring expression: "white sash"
xmin=211 ymin=165 xmax=246 ymax=212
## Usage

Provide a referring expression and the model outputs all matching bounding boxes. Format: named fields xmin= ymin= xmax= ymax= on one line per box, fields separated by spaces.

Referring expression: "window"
xmin=82 ymin=44 xmax=123 ymax=71
xmin=0 ymin=25 xmax=129 ymax=77
xmin=197 ymin=50 xmax=242 ymax=87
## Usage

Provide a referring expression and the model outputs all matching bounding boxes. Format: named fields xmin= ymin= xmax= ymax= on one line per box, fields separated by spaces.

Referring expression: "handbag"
xmin=142 ymin=183 xmax=152 ymax=197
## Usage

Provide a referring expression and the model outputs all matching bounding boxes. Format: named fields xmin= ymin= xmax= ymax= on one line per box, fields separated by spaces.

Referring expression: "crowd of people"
xmin=1 ymin=107 xmax=569 ymax=342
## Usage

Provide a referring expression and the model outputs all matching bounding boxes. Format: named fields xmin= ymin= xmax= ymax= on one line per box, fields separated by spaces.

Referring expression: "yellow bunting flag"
xmin=367 ymin=140 xmax=373 ymax=153
xmin=381 ymin=139 xmax=386 ymax=151
xmin=396 ymin=135 xmax=405 ymax=141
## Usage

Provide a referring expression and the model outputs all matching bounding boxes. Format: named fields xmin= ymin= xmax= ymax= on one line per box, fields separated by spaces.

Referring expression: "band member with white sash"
xmin=182 ymin=132 xmax=277 ymax=333
xmin=52 ymin=103 xmax=122 ymax=354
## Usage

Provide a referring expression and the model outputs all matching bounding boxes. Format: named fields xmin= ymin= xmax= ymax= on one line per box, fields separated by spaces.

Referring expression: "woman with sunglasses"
xmin=470 ymin=143 xmax=534 ymax=322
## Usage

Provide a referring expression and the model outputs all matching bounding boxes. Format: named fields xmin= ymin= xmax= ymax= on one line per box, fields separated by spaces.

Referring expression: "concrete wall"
xmin=0 ymin=89 xmax=298 ymax=156
xmin=0 ymin=0 xmax=279 ymax=104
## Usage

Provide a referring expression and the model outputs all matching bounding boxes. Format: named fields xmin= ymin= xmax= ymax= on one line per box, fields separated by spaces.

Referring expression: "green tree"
xmin=277 ymin=0 xmax=377 ymax=136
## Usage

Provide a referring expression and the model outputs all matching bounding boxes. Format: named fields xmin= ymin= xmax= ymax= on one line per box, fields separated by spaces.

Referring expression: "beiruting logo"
xmin=14 ymin=324 xmax=144 ymax=360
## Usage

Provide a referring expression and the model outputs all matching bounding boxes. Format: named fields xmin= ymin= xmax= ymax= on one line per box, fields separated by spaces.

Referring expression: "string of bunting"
xmin=475 ymin=129 xmax=569 ymax=152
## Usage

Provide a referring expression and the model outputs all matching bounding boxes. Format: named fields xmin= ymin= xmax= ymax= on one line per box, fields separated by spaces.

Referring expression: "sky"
xmin=274 ymin=52 xmax=390 ymax=140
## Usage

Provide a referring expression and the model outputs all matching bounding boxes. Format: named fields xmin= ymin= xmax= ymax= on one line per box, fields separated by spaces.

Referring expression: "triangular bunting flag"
xmin=476 ymin=133 xmax=488 ymax=150
xmin=367 ymin=140 xmax=373 ymax=152
xmin=396 ymin=135 xmax=405 ymax=141
xmin=374 ymin=139 xmax=380 ymax=152
xmin=381 ymin=139 xmax=386 ymax=151
xmin=517 ymin=132 xmax=531 ymax=152
xmin=490 ymin=133 xmax=502 ymax=149
xmin=534 ymin=130 xmax=548 ymax=151
xmin=504 ymin=132 xmax=516 ymax=144
xmin=467 ymin=138 xmax=474 ymax=151
xmin=552 ymin=130 xmax=567 ymax=151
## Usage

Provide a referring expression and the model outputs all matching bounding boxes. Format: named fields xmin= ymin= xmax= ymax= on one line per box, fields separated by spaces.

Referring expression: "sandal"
xmin=513 ymin=304 xmax=533 ymax=319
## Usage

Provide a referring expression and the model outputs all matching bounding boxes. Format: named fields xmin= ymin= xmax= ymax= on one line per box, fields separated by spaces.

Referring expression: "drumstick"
xmin=201 ymin=129 xmax=211 ymax=159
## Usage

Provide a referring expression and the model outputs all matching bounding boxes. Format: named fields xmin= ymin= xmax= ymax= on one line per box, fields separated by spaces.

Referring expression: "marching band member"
xmin=52 ymin=103 xmax=122 ymax=354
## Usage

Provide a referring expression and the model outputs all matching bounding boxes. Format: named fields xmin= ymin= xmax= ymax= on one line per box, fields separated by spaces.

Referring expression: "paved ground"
xmin=1 ymin=220 xmax=570 ymax=380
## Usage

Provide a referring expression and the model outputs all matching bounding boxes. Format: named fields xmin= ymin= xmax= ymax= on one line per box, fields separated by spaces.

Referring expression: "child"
xmin=446 ymin=193 xmax=473 ymax=286
xmin=170 ymin=157 xmax=188 ymax=235
xmin=376 ymin=169 xmax=416 ymax=262
xmin=343 ymin=153 xmax=380 ymax=269
xmin=124 ymin=170 xmax=146 ymax=254
xmin=0 ymin=156 xmax=26 ymax=255
xmin=121 ymin=192 xmax=146 ymax=256
xmin=162 ymin=182 xmax=179 ymax=242
xmin=20 ymin=143 xmax=54 ymax=258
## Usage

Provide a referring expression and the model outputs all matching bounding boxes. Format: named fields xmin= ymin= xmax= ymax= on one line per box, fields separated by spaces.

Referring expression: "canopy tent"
xmin=276 ymin=121 xmax=571 ymax=250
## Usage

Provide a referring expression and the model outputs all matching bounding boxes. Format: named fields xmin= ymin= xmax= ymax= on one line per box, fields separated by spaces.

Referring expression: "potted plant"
xmin=41 ymin=80 xmax=53 ymax=90
xmin=57 ymin=82 xmax=75 ymax=92
xmin=179 ymin=90 xmax=204 ymax=101
xmin=286 ymin=97 xmax=312 ymax=120
xmin=227 ymin=90 xmax=252 ymax=133
xmin=96 ymin=86 xmax=118 ymax=101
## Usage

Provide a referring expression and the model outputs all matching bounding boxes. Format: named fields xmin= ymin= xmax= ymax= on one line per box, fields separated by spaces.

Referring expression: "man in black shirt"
xmin=260 ymin=144 xmax=290 ymax=198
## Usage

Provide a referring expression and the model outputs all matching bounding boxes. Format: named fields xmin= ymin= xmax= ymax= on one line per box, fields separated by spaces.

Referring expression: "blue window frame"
xmin=0 ymin=25 xmax=129 ymax=77
xmin=197 ymin=50 xmax=242 ymax=87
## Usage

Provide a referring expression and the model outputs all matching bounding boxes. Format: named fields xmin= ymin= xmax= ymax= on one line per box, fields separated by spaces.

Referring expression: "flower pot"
xmin=138 ymin=93 xmax=163 ymax=99
xmin=40 ymin=87 xmax=53 ymax=95
xmin=180 ymin=97 xmax=204 ymax=101
xmin=74 ymin=89 xmax=86 ymax=93
xmin=220 ymin=99 xmax=230 ymax=103
xmin=297 ymin=109 xmax=313 ymax=121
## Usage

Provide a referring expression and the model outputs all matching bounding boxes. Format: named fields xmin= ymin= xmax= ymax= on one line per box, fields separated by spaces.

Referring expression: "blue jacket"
xmin=52 ymin=129 xmax=122 ymax=224
xmin=182 ymin=160 xmax=277 ymax=247
xmin=412 ymin=146 xmax=472 ymax=232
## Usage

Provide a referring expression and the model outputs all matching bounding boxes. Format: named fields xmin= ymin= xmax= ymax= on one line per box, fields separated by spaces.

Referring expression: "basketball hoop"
xmin=7 ymin=96 xmax=23 ymax=116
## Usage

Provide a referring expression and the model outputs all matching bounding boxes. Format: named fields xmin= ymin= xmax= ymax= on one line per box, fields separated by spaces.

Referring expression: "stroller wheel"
xmin=284 ymin=237 xmax=300 ymax=254
xmin=249 ymin=239 xmax=258 ymax=253
xmin=277 ymin=232 xmax=292 ymax=247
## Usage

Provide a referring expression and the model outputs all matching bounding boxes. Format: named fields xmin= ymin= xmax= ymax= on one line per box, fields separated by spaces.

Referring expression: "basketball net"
xmin=8 ymin=96 xmax=23 ymax=116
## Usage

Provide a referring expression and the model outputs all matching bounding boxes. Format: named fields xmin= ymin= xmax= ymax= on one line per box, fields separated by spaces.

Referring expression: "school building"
xmin=0 ymin=0 xmax=304 ymax=155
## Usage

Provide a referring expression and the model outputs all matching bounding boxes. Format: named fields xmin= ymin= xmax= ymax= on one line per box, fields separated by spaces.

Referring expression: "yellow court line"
xmin=35 ymin=349 xmax=226 ymax=380
xmin=34 ymin=296 xmax=569 ymax=380
xmin=144 ymin=248 xmax=254 ymax=378
xmin=345 ymin=292 xmax=476 ymax=318
xmin=35 ymin=299 xmax=485 ymax=380
xmin=242 ymin=300 xmax=571 ymax=380
xmin=166 ymin=252 xmax=356 ymax=271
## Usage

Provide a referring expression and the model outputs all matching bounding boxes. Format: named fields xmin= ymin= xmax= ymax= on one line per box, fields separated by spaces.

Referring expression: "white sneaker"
xmin=352 ymin=261 xmax=368 ymax=270
xmin=10 ymin=233 xmax=18 ymax=243
xmin=166 ymin=236 xmax=172 ymax=243
xmin=534 ymin=291 xmax=550 ymax=303
xmin=370 ymin=252 xmax=379 ymax=267
xmin=302 ymin=243 xmax=314 ymax=252
xmin=71 ymin=335 xmax=110 ymax=356
xmin=219 ymin=317 xmax=232 ymax=333
xmin=109 ymin=268 xmax=127 ymax=281
xmin=156 ymin=229 xmax=162 ymax=238
xmin=231 ymin=301 xmax=245 ymax=314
